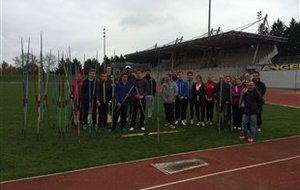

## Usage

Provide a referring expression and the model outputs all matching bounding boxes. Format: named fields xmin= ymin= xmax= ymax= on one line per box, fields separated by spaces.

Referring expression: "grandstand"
xmin=125 ymin=31 xmax=287 ymax=80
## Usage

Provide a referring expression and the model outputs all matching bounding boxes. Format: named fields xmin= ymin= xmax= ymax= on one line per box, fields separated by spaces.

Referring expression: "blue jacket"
xmin=115 ymin=81 xmax=133 ymax=106
xmin=133 ymin=78 xmax=149 ymax=97
xmin=176 ymin=79 xmax=188 ymax=98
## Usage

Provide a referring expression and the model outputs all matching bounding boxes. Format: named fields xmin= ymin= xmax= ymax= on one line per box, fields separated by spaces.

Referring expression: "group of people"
xmin=70 ymin=65 xmax=156 ymax=132
xmin=70 ymin=65 xmax=266 ymax=142
xmin=161 ymin=70 xmax=266 ymax=142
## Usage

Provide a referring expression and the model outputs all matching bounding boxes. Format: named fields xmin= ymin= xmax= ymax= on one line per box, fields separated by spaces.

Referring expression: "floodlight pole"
xmin=257 ymin=11 xmax=262 ymax=34
xmin=208 ymin=0 xmax=211 ymax=37
xmin=103 ymin=28 xmax=106 ymax=70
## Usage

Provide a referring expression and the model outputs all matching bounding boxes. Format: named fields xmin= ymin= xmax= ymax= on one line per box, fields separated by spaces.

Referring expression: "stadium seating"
xmin=152 ymin=44 xmax=277 ymax=81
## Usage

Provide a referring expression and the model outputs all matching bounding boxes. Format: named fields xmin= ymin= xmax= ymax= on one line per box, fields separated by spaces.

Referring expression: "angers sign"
xmin=261 ymin=63 xmax=300 ymax=71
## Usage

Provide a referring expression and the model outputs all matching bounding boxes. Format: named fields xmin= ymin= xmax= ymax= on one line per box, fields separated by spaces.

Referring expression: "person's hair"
xmin=196 ymin=75 xmax=202 ymax=81
xmin=136 ymin=69 xmax=143 ymax=73
xmin=253 ymin=71 xmax=260 ymax=76
xmin=166 ymin=73 xmax=172 ymax=78
xmin=177 ymin=71 xmax=183 ymax=74
xmin=145 ymin=69 xmax=151 ymax=72
xmin=121 ymin=73 xmax=128 ymax=77
xmin=187 ymin=71 xmax=193 ymax=75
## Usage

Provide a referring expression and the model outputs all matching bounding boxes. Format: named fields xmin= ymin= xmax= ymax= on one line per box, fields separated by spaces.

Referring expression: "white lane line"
xmin=266 ymin=102 xmax=300 ymax=109
xmin=139 ymin=155 xmax=300 ymax=190
xmin=1 ymin=135 xmax=299 ymax=184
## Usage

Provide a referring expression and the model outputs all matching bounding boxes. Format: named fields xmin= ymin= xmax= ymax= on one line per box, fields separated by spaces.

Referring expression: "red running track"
xmin=265 ymin=89 xmax=300 ymax=108
xmin=1 ymin=136 xmax=300 ymax=190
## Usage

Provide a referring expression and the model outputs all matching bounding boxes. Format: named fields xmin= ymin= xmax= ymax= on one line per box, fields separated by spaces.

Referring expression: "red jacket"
xmin=205 ymin=81 xmax=216 ymax=100
xmin=71 ymin=79 xmax=83 ymax=101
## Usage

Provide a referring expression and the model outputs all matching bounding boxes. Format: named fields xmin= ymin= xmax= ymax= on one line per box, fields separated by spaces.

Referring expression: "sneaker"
xmin=257 ymin=128 xmax=261 ymax=132
xmin=237 ymin=127 xmax=241 ymax=130
xmin=169 ymin=125 xmax=176 ymax=129
xmin=190 ymin=120 xmax=194 ymax=125
xmin=239 ymin=136 xmax=247 ymax=141
xmin=121 ymin=127 xmax=127 ymax=132
xmin=181 ymin=120 xmax=186 ymax=126
xmin=247 ymin=138 xmax=254 ymax=143
xmin=82 ymin=124 xmax=87 ymax=130
xmin=129 ymin=127 xmax=134 ymax=131
xmin=208 ymin=121 xmax=213 ymax=126
xmin=140 ymin=127 xmax=146 ymax=131
xmin=196 ymin=122 xmax=201 ymax=126
xmin=201 ymin=122 xmax=205 ymax=127
xmin=233 ymin=126 xmax=237 ymax=129
xmin=175 ymin=120 xmax=179 ymax=125
xmin=164 ymin=123 xmax=169 ymax=127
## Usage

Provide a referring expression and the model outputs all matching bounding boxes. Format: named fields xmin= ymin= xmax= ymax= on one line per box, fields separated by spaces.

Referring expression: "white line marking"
xmin=266 ymin=102 xmax=300 ymax=109
xmin=1 ymin=135 xmax=299 ymax=184
xmin=139 ymin=155 xmax=300 ymax=190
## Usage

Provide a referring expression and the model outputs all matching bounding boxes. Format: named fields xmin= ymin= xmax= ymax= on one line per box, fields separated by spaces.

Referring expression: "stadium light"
xmin=208 ymin=0 xmax=211 ymax=37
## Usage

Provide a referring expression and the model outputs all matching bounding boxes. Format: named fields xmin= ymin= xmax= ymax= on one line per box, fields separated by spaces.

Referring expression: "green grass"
xmin=0 ymin=80 xmax=299 ymax=181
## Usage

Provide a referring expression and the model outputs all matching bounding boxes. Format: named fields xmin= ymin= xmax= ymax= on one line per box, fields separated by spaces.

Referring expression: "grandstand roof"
xmin=125 ymin=31 xmax=288 ymax=62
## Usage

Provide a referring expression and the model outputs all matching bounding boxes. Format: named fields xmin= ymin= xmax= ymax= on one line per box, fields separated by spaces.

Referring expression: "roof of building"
xmin=125 ymin=31 xmax=288 ymax=62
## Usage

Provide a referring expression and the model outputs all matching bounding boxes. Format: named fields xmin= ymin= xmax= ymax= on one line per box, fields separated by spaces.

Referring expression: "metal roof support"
xmin=251 ymin=42 xmax=260 ymax=65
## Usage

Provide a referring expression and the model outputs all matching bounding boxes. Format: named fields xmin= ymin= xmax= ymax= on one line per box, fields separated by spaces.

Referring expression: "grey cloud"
xmin=1 ymin=0 xmax=298 ymax=64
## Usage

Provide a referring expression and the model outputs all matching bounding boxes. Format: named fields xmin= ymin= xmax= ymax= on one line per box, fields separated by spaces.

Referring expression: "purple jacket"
xmin=132 ymin=78 xmax=149 ymax=97
xmin=232 ymin=85 xmax=243 ymax=105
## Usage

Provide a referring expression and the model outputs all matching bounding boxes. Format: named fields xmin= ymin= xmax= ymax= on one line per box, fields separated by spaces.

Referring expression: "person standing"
xmin=240 ymin=81 xmax=264 ymax=143
xmin=161 ymin=74 xmax=178 ymax=128
xmin=111 ymin=73 xmax=133 ymax=131
xmin=186 ymin=72 xmax=195 ymax=124
xmin=175 ymin=71 xmax=188 ymax=126
xmin=81 ymin=69 xmax=97 ymax=128
xmin=232 ymin=78 xmax=243 ymax=130
xmin=204 ymin=75 xmax=216 ymax=126
xmin=70 ymin=71 xmax=83 ymax=125
xmin=172 ymin=70 xmax=178 ymax=82
xmin=130 ymin=69 xmax=149 ymax=131
xmin=97 ymin=72 xmax=112 ymax=130
xmin=144 ymin=69 xmax=157 ymax=120
xmin=213 ymin=75 xmax=231 ymax=131
xmin=252 ymin=71 xmax=266 ymax=132
xmin=192 ymin=75 xmax=206 ymax=127
xmin=105 ymin=65 xmax=112 ymax=81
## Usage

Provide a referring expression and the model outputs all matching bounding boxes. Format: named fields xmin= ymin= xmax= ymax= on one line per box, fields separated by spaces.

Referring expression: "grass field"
xmin=0 ymin=79 xmax=299 ymax=181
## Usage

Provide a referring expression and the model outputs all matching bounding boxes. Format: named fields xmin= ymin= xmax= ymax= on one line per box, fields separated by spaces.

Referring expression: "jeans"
xmin=145 ymin=95 xmax=154 ymax=118
xmin=112 ymin=104 xmax=128 ymax=130
xmin=242 ymin=114 xmax=257 ymax=139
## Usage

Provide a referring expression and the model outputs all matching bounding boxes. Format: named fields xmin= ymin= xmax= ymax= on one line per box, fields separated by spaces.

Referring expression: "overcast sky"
xmin=1 ymin=0 xmax=299 ymax=64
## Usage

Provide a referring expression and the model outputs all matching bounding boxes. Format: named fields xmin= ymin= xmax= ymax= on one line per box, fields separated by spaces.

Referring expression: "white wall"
xmin=260 ymin=70 xmax=300 ymax=89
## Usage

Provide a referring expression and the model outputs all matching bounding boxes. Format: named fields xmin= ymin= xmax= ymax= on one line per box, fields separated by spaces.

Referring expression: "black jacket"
xmin=144 ymin=75 xmax=157 ymax=96
xmin=254 ymin=79 xmax=266 ymax=97
xmin=97 ymin=81 xmax=112 ymax=104
xmin=243 ymin=90 xmax=264 ymax=115
xmin=213 ymin=81 xmax=230 ymax=103
xmin=191 ymin=82 xmax=206 ymax=103
xmin=81 ymin=79 xmax=97 ymax=104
